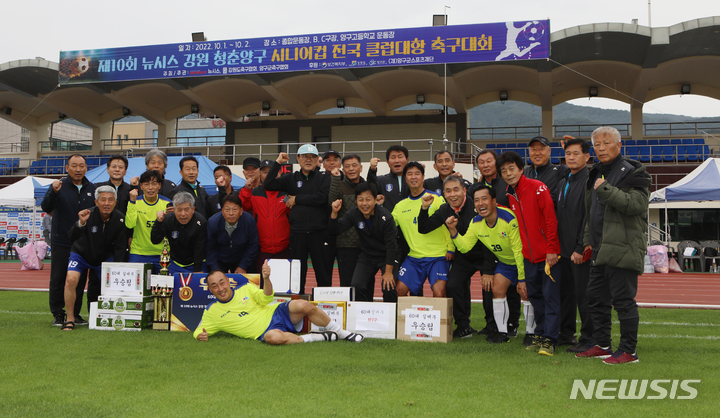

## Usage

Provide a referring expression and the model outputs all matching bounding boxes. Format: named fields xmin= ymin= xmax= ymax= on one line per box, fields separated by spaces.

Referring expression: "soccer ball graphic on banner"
xmin=523 ymin=21 xmax=545 ymax=41
xmin=58 ymin=54 xmax=92 ymax=83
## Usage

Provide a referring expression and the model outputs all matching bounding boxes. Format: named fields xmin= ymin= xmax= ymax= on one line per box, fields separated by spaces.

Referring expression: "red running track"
xmin=2 ymin=261 xmax=718 ymax=308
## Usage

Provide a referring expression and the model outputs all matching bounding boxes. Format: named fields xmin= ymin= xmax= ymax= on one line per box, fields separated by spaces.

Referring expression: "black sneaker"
xmin=566 ymin=343 xmax=593 ymax=353
xmin=74 ymin=316 xmax=89 ymax=326
xmin=507 ymin=325 xmax=518 ymax=338
xmin=488 ymin=332 xmax=510 ymax=344
xmin=522 ymin=333 xmax=536 ymax=347
xmin=453 ymin=326 xmax=477 ymax=339
xmin=557 ymin=337 xmax=578 ymax=346
xmin=477 ymin=327 xmax=490 ymax=335
xmin=52 ymin=314 xmax=65 ymax=327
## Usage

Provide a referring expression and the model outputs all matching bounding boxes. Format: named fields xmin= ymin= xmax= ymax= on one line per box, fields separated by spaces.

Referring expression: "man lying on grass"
xmin=194 ymin=264 xmax=363 ymax=344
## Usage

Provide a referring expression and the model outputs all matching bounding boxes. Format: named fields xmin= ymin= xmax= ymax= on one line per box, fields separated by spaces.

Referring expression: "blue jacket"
xmin=41 ymin=176 xmax=97 ymax=248
xmin=206 ymin=211 xmax=259 ymax=272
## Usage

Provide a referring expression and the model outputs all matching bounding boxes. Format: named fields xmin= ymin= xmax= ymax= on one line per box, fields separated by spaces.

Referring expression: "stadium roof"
xmin=1 ymin=16 xmax=719 ymax=133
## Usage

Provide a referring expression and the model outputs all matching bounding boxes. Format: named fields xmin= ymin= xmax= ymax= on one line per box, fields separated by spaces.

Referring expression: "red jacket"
xmin=239 ymin=186 xmax=290 ymax=254
xmin=506 ymin=175 xmax=561 ymax=264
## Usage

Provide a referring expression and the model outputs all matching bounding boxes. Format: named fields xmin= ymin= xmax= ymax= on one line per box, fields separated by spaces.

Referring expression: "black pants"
xmin=253 ymin=247 xmax=292 ymax=274
xmin=49 ymin=245 xmax=87 ymax=317
xmin=587 ymin=264 xmax=639 ymax=353
xmin=86 ymin=270 xmax=101 ymax=313
xmin=446 ymin=256 xmax=477 ymax=329
xmin=525 ymin=260 xmax=562 ymax=342
xmin=337 ymin=247 xmax=362 ymax=287
xmin=351 ymin=254 xmax=398 ymax=302
xmin=290 ymin=231 xmax=334 ymax=293
xmin=560 ymin=257 xmax=594 ymax=345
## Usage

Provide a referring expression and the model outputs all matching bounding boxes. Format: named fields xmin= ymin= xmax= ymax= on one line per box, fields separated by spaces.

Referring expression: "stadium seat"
xmin=676 ymin=146 xmax=687 ymax=162
xmin=550 ymin=147 xmax=561 ymax=164
xmin=624 ymin=139 xmax=636 ymax=146
xmin=662 ymin=146 xmax=675 ymax=162
xmin=625 ymin=146 xmax=639 ymax=160
xmin=670 ymin=139 xmax=682 ymax=145
xmin=486 ymin=144 xmax=496 ymax=149
xmin=648 ymin=139 xmax=659 ymax=146
xmin=659 ymin=139 xmax=670 ymax=145
xmin=686 ymin=145 xmax=699 ymax=162
xmin=638 ymin=146 xmax=650 ymax=163
xmin=636 ymin=140 xmax=648 ymax=145
xmin=693 ymin=138 xmax=704 ymax=144
xmin=651 ymin=146 xmax=663 ymax=163
xmin=682 ymin=138 xmax=694 ymax=145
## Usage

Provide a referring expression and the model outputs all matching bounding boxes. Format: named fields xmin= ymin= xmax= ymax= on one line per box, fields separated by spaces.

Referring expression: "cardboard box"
xmin=347 ymin=302 xmax=397 ymax=339
xmin=396 ymin=297 xmax=453 ymax=343
xmin=312 ymin=287 xmax=355 ymax=302
xmin=310 ymin=301 xmax=347 ymax=332
xmin=267 ymin=259 xmax=301 ymax=294
xmin=97 ymin=295 xmax=154 ymax=315
xmin=101 ymin=263 xmax=153 ymax=297
xmin=91 ymin=312 xmax=150 ymax=331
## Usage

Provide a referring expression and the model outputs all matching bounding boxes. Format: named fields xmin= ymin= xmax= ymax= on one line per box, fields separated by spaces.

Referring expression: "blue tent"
xmin=34 ymin=156 xmax=245 ymax=202
xmin=650 ymin=158 xmax=720 ymax=202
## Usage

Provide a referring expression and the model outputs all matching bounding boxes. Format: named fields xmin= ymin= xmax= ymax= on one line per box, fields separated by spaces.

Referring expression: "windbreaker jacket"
xmin=41 ymin=176 xmax=97 ymax=248
xmin=239 ymin=186 xmax=290 ymax=254
xmin=151 ymin=212 xmax=207 ymax=271
xmin=69 ymin=207 xmax=127 ymax=266
xmin=506 ymin=175 xmax=561 ymax=263
xmin=169 ymin=180 xmax=211 ymax=219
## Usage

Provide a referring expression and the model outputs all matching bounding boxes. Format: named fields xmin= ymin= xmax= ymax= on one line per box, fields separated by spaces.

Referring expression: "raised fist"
xmin=130 ymin=176 xmax=140 ymax=186
xmin=370 ymin=157 xmax=380 ymax=170
xmin=331 ymin=199 xmax=342 ymax=213
xmin=277 ymin=152 xmax=290 ymax=164
xmin=156 ymin=211 xmax=165 ymax=222
xmin=331 ymin=167 xmax=341 ymax=177
xmin=52 ymin=180 xmax=62 ymax=192
xmin=78 ymin=209 xmax=91 ymax=225
xmin=421 ymin=193 xmax=434 ymax=209
xmin=129 ymin=189 xmax=138 ymax=202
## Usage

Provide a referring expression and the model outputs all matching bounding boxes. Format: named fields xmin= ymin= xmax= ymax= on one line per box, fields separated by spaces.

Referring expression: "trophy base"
xmin=153 ymin=321 xmax=171 ymax=331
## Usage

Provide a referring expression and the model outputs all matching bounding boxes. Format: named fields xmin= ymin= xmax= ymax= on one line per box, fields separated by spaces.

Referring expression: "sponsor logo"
xmin=570 ymin=379 xmax=700 ymax=400
xmin=297 ymin=180 xmax=303 ymax=188
xmin=386 ymin=184 xmax=393 ymax=192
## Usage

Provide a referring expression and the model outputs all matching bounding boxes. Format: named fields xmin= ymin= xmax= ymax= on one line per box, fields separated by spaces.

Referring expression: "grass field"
xmin=0 ymin=290 xmax=718 ymax=417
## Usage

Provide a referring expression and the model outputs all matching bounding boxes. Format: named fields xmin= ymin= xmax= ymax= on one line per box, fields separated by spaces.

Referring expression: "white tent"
xmin=0 ymin=176 xmax=55 ymax=240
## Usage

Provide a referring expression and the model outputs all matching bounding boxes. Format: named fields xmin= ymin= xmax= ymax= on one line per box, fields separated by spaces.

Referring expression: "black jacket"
xmin=131 ymin=177 xmax=176 ymax=200
xmin=151 ymin=212 xmax=207 ymax=272
xmin=95 ymin=180 xmax=132 ymax=215
xmin=328 ymin=205 xmax=399 ymax=266
xmin=480 ymin=175 xmax=510 ymax=208
xmin=423 ymin=175 xmax=471 ymax=196
xmin=263 ymin=162 xmax=330 ymax=233
xmin=169 ymin=180 xmax=211 ymax=219
xmin=69 ymin=207 xmax=127 ymax=266
xmin=417 ymin=197 xmax=485 ymax=263
xmin=524 ymin=162 xmax=570 ymax=201
xmin=367 ymin=169 xmax=409 ymax=212
xmin=555 ymin=167 xmax=588 ymax=258
xmin=41 ymin=176 xmax=97 ymax=248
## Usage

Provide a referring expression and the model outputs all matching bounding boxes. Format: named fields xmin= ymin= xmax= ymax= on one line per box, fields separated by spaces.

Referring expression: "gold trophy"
xmin=159 ymin=238 xmax=170 ymax=276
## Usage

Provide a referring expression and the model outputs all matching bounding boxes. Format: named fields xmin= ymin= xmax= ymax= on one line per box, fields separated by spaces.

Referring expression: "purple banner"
xmin=59 ymin=20 xmax=549 ymax=85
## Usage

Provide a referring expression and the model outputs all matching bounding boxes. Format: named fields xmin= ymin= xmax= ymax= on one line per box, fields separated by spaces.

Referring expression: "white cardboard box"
xmin=310 ymin=301 xmax=346 ymax=332
xmin=97 ymin=295 xmax=154 ymax=315
xmin=347 ymin=302 xmax=397 ymax=339
xmin=267 ymin=259 xmax=301 ymax=294
xmin=100 ymin=262 xmax=153 ymax=297
xmin=312 ymin=287 xmax=355 ymax=302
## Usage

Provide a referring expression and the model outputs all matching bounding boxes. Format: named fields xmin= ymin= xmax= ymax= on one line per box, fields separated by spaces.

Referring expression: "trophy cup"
xmin=159 ymin=238 xmax=170 ymax=276
xmin=152 ymin=283 xmax=173 ymax=331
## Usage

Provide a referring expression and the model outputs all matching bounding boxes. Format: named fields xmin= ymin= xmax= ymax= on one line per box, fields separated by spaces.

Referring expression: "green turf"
xmin=0 ymin=291 xmax=718 ymax=417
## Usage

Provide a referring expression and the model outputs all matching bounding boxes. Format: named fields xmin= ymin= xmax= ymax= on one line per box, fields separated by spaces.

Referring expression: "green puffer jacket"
xmin=328 ymin=174 xmax=365 ymax=248
xmin=583 ymin=158 xmax=651 ymax=273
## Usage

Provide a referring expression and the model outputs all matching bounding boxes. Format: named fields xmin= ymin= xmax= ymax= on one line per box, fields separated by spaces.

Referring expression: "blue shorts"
xmin=398 ymin=256 xmax=449 ymax=295
xmin=494 ymin=261 xmax=519 ymax=286
xmin=258 ymin=301 xmax=302 ymax=342
xmin=68 ymin=252 xmax=111 ymax=279
xmin=129 ymin=254 xmax=161 ymax=274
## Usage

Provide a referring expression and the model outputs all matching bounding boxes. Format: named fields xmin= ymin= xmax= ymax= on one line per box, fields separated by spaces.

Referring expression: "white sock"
xmin=523 ymin=300 xmax=536 ymax=334
xmin=301 ymin=333 xmax=326 ymax=343
xmin=322 ymin=320 xmax=350 ymax=339
xmin=493 ymin=298 xmax=509 ymax=334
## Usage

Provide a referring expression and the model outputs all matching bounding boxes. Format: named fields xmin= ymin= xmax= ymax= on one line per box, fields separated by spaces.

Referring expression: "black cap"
xmin=242 ymin=157 xmax=261 ymax=169
xmin=260 ymin=159 xmax=273 ymax=168
xmin=528 ymin=136 xmax=551 ymax=147
xmin=323 ymin=150 xmax=341 ymax=159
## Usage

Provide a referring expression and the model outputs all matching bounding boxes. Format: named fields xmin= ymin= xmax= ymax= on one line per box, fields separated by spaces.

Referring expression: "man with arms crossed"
xmin=194 ymin=263 xmax=363 ymax=344
xmin=446 ymin=185 xmax=528 ymax=343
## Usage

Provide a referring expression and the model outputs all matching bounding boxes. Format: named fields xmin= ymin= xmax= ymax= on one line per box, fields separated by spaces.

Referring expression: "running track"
xmin=2 ymin=261 xmax=718 ymax=309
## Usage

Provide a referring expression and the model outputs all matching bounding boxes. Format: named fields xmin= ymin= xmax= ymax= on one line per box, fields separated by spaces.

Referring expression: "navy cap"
xmin=242 ymin=157 xmax=261 ymax=169
xmin=528 ymin=136 xmax=551 ymax=147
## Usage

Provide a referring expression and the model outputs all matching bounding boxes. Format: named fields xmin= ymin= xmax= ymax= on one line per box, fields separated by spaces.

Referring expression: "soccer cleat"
xmin=487 ymin=332 xmax=510 ymax=344
xmin=523 ymin=333 xmax=537 ymax=347
xmin=74 ymin=315 xmax=89 ymax=326
xmin=477 ymin=326 xmax=492 ymax=336
xmin=603 ymin=350 xmax=639 ymax=365
xmin=538 ymin=338 xmax=555 ymax=356
xmin=453 ymin=326 xmax=477 ymax=339
xmin=525 ymin=335 xmax=542 ymax=351
xmin=507 ymin=324 xmax=518 ymax=338
xmin=575 ymin=345 xmax=614 ymax=359
xmin=52 ymin=314 xmax=65 ymax=327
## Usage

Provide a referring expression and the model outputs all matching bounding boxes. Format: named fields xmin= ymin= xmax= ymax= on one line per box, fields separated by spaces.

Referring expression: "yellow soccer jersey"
xmin=126 ymin=195 xmax=171 ymax=255
xmin=392 ymin=190 xmax=454 ymax=259
xmin=193 ymin=283 xmax=277 ymax=340
xmin=452 ymin=206 xmax=526 ymax=281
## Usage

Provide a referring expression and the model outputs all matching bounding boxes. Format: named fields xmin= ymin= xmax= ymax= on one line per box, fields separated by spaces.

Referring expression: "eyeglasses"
xmin=297 ymin=154 xmax=318 ymax=160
